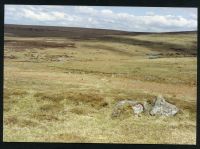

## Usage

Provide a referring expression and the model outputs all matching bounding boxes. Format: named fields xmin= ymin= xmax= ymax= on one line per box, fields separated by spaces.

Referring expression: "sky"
xmin=5 ymin=5 xmax=198 ymax=32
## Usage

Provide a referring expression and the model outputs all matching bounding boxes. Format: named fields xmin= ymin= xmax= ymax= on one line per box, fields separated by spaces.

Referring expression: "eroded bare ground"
xmin=3 ymin=25 xmax=197 ymax=144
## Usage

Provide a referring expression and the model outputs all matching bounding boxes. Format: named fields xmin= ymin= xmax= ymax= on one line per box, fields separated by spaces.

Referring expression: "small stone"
xmin=132 ymin=103 xmax=144 ymax=114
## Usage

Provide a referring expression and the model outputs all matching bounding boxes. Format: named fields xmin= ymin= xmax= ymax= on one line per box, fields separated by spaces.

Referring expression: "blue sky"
xmin=5 ymin=5 xmax=197 ymax=32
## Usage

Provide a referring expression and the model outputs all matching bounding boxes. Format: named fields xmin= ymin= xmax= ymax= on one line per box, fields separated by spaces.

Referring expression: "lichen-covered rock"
xmin=111 ymin=100 xmax=143 ymax=117
xmin=111 ymin=95 xmax=179 ymax=118
xmin=150 ymin=95 xmax=179 ymax=116
xmin=132 ymin=103 xmax=144 ymax=114
xmin=143 ymin=101 xmax=153 ymax=114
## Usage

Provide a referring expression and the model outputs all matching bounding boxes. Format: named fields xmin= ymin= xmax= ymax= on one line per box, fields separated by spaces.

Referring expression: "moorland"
xmin=3 ymin=24 xmax=197 ymax=144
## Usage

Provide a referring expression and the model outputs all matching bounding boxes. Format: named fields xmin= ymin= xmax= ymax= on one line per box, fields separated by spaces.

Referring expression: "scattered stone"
xmin=132 ymin=103 xmax=144 ymax=115
xmin=112 ymin=95 xmax=179 ymax=118
xmin=150 ymin=95 xmax=179 ymax=116
xmin=147 ymin=53 xmax=161 ymax=59
xmin=111 ymin=100 xmax=142 ymax=118
xmin=148 ymin=55 xmax=160 ymax=59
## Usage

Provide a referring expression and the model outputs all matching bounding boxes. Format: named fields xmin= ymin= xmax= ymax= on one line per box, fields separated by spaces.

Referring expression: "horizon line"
xmin=4 ymin=23 xmax=198 ymax=34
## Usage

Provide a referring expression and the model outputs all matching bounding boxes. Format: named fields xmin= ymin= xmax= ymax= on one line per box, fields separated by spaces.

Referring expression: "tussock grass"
xmin=4 ymin=116 xmax=39 ymax=127
xmin=34 ymin=91 xmax=108 ymax=109
xmin=11 ymin=90 xmax=28 ymax=96
xmin=3 ymin=88 xmax=29 ymax=112
xmin=4 ymin=88 xmax=28 ymax=98
xmin=46 ymin=133 xmax=87 ymax=143
xmin=69 ymin=107 xmax=95 ymax=115
xmin=34 ymin=92 xmax=64 ymax=103
xmin=31 ymin=113 xmax=59 ymax=121
xmin=66 ymin=92 xmax=107 ymax=108
xmin=112 ymin=90 xmax=156 ymax=102
xmin=4 ymin=116 xmax=18 ymax=125
xmin=39 ymin=103 xmax=63 ymax=113
xmin=166 ymin=96 xmax=196 ymax=113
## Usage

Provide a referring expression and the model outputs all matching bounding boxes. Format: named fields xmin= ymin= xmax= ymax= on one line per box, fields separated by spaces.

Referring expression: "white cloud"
xmin=75 ymin=6 xmax=97 ymax=14
xmin=190 ymin=13 xmax=197 ymax=20
xmin=21 ymin=9 xmax=56 ymax=21
xmin=5 ymin=5 xmax=197 ymax=32
xmin=51 ymin=11 xmax=65 ymax=19
xmin=146 ymin=11 xmax=155 ymax=16
xmin=117 ymin=13 xmax=131 ymax=19
xmin=101 ymin=9 xmax=113 ymax=14
xmin=12 ymin=7 xmax=76 ymax=22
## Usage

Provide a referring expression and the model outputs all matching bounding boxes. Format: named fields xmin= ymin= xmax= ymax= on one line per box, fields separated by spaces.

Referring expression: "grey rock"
xmin=111 ymin=100 xmax=143 ymax=117
xmin=143 ymin=101 xmax=153 ymax=114
xmin=111 ymin=95 xmax=179 ymax=118
xmin=150 ymin=95 xmax=179 ymax=116
xmin=132 ymin=103 xmax=144 ymax=114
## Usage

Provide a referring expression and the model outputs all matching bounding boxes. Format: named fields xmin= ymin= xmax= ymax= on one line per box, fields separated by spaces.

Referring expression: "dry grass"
xmin=3 ymin=32 xmax=197 ymax=144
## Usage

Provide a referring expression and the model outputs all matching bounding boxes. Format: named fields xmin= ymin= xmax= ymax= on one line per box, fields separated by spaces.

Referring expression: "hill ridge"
xmin=5 ymin=24 xmax=197 ymax=39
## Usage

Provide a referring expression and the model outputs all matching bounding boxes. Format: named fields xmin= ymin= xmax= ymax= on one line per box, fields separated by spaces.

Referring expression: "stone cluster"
xmin=111 ymin=95 xmax=179 ymax=118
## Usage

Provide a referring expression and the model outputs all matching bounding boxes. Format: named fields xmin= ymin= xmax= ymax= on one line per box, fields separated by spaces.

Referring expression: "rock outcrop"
xmin=150 ymin=95 xmax=179 ymax=116
xmin=112 ymin=95 xmax=179 ymax=118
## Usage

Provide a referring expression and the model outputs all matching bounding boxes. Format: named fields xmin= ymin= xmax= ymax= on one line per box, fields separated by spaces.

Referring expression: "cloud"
xmin=51 ymin=12 xmax=66 ymax=19
xmin=190 ymin=13 xmax=197 ymax=20
xmin=146 ymin=11 xmax=155 ymax=16
xmin=75 ymin=6 xmax=97 ymax=14
xmin=7 ymin=6 xmax=76 ymax=22
xmin=6 ymin=6 xmax=16 ymax=12
xmin=21 ymin=9 xmax=56 ymax=21
xmin=101 ymin=9 xmax=113 ymax=15
xmin=5 ymin=5 xmax=197 ymax=32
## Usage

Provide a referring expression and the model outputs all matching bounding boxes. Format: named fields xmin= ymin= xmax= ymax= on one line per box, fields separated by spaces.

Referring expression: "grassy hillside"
xmin=3 ymin=24 xmax=197 ymax=144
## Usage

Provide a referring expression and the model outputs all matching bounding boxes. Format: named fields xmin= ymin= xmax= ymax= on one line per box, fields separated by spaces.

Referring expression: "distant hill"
xmin=4 ymin=24 xmax=197 ymax=56
xmin=4 ymin=24 xmax=143 ymax=39
xmin=5 ymin=24 xmax=196 ymax=39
